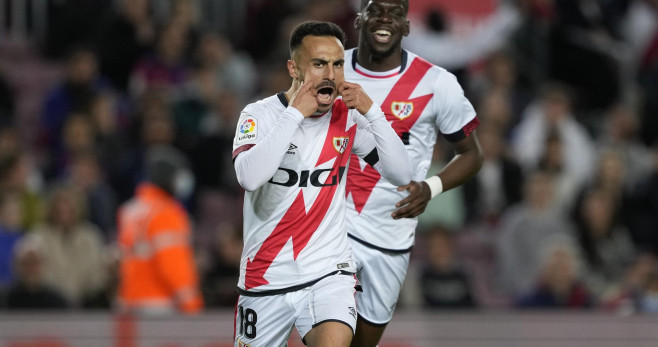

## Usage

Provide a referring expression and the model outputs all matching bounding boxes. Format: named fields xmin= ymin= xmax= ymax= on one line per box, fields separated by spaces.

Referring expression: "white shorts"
xmin=351 ymin=239 xmax=410 ymax=325
xmin=233 ymin=272 xmax=358 ymax=347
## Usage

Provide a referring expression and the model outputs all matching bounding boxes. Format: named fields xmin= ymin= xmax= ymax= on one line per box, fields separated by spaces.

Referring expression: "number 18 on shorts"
xmin=233 ymin=273 xmax=358 ymax=347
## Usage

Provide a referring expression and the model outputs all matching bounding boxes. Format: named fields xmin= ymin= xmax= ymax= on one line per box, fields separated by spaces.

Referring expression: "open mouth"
xmin=372 ymin=29 xmax=392 ymax=43
xmin=316 ymin=83 xmax=335 ymax=105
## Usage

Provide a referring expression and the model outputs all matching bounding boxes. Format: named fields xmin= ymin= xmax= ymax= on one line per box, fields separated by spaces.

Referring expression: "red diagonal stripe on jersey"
xmin=245 ymin=101 xmax=356 ymax=290
xmin=346 ymin=57 xmax=433 ymax=213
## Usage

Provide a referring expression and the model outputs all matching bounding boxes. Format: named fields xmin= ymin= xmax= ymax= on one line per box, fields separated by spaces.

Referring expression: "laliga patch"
xmin=237 ymin=339 xmax=251 ymax=347
xmin=391 ymin=101 xmax=414 ymax=120
xmin=333 ymin=137 xmax=349 ymax=154
xmin=236 ymin=117 xmax=258 ymax=144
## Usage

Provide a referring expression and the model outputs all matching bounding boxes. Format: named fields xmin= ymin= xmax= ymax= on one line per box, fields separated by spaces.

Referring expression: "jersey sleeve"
xmin=233 ymin=104 xmax=304 ymax=191
xmin=433 ymin=70 xmax=479 ymax=142
xmin=352 ymin=102 xmax=411 ymax=186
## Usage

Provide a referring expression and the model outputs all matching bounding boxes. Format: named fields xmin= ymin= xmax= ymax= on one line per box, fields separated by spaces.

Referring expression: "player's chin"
xmin=316 ymin=102 xmax=333 ymax=114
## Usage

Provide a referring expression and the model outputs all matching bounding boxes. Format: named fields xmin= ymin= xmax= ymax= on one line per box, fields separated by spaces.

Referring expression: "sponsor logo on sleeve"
xmin=236 ymin=118 xmax=257 ymax=144
xmin=333 ymin=137 xmax=349 ymax=154
xmin=391 ymin=101 xmax=414 ymax=120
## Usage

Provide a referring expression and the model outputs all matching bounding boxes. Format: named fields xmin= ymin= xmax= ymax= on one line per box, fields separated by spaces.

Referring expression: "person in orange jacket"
xmin=116 ymin=145 xmax=203 ymax=314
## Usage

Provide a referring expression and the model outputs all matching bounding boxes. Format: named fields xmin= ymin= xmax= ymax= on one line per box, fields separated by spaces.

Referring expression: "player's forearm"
xmin=234 ymin=108 xmax=304 ymax=191
xmin=437 ymin=136 xmax=483 ymax=192
xmin=365 ymin=103 xmax=412 ymax=186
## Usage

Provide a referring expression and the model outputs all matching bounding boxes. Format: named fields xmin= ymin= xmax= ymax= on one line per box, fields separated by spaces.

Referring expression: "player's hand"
xmin=391 ymin=181 xmax=431 ymax=219
xmin=339 ymin=81 xmax=373 ymax=115
xmin=289 ymin=80 xmax=318 ymax=118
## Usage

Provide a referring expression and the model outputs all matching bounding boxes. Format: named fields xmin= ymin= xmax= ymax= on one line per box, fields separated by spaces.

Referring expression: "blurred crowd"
xmin=0 ymin=0 xmax=657 ymax=315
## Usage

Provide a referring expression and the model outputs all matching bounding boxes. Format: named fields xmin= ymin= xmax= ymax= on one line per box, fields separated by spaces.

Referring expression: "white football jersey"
xmin=232 ymin=93 xmax=398 ymax=294
xmin=344 ymin=48 xmax=479 ymax=251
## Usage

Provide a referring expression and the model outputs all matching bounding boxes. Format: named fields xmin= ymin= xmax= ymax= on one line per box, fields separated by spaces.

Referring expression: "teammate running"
xmin=344 ymin=1 xmax=484 ymax=346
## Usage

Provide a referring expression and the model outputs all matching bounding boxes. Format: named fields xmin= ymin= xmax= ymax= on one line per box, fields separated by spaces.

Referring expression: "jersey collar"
xmin=351 ymin=49 xmax=408 ymax=77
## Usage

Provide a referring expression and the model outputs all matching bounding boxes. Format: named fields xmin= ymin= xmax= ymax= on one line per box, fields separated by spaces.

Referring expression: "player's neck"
xmin=356 ymin=45 xmax=403 ymax=72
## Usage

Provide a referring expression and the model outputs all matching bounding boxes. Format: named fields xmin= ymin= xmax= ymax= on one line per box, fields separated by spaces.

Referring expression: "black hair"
xmin=289 ymin=21 xmax=346 ymax=56
xmin=360 ymin=0 xmax=409 ymax=11
xmin=145 ymin=145 xmax=190 ymax=195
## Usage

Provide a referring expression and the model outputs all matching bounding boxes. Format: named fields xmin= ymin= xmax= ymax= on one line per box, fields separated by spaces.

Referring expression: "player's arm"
xmin=233 ymin=82 xmax=319 ymax=191
xmin=392 ymin=132 xmax=482 ymax=219
xmin=341 ymin=81 xmax=411 ymax=186
xmin=392 ymin=70 xmax=483 ymax=219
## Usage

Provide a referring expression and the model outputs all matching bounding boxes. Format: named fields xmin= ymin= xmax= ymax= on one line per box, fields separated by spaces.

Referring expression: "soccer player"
xmin=344 ymin=1 xmax=484 ymax=346
xmin=232 ymin=21 xmax=411 ymax=347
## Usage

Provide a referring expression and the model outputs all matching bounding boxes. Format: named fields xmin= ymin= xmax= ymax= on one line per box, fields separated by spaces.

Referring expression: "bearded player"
xmin=232 ymin=21 xmax=410 ymax=347
xmin=344 ymin=1 xmax=484 ymax=346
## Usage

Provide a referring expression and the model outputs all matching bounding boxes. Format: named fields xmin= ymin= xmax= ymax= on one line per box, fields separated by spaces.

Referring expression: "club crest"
xmin=333 ymin=137 xmax=349 ymax=154
xmin=391 ymin=101 xmax=414 ymax=120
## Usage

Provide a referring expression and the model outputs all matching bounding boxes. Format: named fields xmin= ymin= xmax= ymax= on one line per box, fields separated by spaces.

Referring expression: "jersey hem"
xmin=237 ymin=270 xmax=356 ymax=297
xmin=348 ymin=234 xmax=413 ymax=254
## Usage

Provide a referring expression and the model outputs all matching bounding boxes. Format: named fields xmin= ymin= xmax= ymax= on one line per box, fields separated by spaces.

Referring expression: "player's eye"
xmin=314 ymin=62 xmax=324 ymax=67
xmin=334 ymin=61 xmax=344 ymax=67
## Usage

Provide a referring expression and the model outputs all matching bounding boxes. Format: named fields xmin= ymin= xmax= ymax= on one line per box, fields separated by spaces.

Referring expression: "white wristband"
xmin=424 ymin=176 xmax=443 ymax=199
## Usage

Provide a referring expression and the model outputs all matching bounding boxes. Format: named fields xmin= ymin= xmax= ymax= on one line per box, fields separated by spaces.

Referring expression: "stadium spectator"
xmin=0 ymin=191 xmax=23 ymax=288
xmin=39 ymin=46 xmax=107 ymax=155
xmin=419 ymin=226 xmax=476 ymax=309
xmin=463 ymin=123 xmax=524 ymax=225
xmin=128 ymin=22 xmax=192 ymax=100
xmin=95 ymin=0 xmax=156 ymax=91
xmin=573 ymin=188 xmax=636 ymax=299
xmin=26 ymin=184 xmax=108 ymax=307
xmin=495 ymin=171 xmax=575 ymax=296
xmin=4 ymin=237 xmax=68 ymax=310
xmin=516 ymin=238 xmax=593 ymax=309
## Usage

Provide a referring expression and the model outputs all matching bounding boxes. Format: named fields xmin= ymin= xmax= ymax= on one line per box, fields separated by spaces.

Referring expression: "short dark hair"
xmin=289 ymin=21 xmax=346 ymax=57
xmin=360 ymin=0 xmax=409 ymax=11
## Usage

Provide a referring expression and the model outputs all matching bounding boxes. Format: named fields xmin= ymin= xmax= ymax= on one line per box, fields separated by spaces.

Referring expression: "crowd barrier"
xmin=1 ymin=309 xmax=657 ymax=347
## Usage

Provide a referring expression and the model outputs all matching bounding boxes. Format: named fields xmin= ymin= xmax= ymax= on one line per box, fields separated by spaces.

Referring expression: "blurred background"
xmin=0 ymin=0 xmax=657 ymax=345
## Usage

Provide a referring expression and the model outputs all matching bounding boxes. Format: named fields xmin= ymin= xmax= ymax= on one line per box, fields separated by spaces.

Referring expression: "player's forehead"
xmin=362 ymin=0 xmax=408 ymax=12
xmin=299 ymin=35 xmax=344 ymax=60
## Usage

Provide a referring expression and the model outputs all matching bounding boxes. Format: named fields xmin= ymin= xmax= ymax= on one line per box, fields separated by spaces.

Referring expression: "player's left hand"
xmin=339 ymin=81 xmax=373 ymax=115
xmin=391 ymin=181 xmax=431 ymax=219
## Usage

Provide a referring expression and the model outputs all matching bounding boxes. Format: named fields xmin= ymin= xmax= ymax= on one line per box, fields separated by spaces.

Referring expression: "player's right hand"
xmin=289 ymin=80 xmax=318 ymax=118
xmin=391 ymin=180 xmax=431 ymax=219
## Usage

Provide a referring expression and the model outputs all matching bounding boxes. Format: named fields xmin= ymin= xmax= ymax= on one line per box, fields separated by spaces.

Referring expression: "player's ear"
xmin=403 ymin=19 xmax=410 ymax=37
xmin=354 ymin=15 xmax=361 ymax=30
xmin=287 ymin=60 xmax=298 ymax=79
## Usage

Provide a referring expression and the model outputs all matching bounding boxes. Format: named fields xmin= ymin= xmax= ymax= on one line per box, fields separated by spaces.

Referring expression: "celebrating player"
xmin=231 ymin=21 xmax=410 ymax=347
xmin=344 ymin=1 xmax=484 ymax=346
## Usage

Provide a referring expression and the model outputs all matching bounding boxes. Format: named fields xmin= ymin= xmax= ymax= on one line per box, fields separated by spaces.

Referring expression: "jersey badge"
xmin=286 ymin=143 xmax=297 ymax=155
xmin=237 ymin=118 xmax=257 ymax=144
xmin=333 ymin=137 xmax=349 ymax=154
xmin=391 ymin=101 xmax=414 ymax=120
xmin=237 ymin=339 xmax=251 ymax=347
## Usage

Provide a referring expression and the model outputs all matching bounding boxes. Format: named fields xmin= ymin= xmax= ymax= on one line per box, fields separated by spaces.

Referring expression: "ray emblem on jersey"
xmin=391 ymin=102 xmax=414 ymax=120
xmin=346 ymin=57 xmax=433 ymax=213
xmin=333 ymin=137 xmax=349 ymax=154
xmin=245 ymin=101 xmax=356 ymax=290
